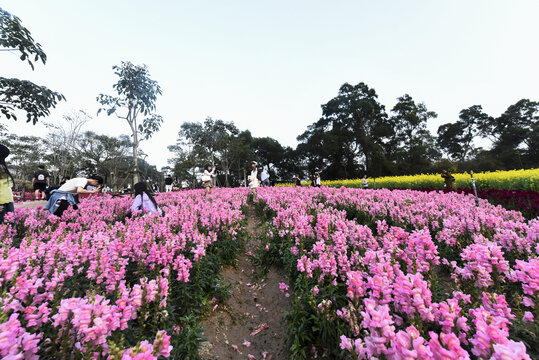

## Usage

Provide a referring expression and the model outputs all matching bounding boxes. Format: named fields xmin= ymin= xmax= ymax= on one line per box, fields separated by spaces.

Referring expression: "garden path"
xmin=15 ymin=200 xmax=47 ymax=209
xmin=199 ymin=205 xmax=292 ymax=360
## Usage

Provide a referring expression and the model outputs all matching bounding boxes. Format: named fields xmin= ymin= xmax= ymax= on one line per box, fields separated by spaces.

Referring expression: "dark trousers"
xmin=55 ymin=200 xmax=78 ymax=217
xmin=0 ymin=202 xmax=14 ymax=223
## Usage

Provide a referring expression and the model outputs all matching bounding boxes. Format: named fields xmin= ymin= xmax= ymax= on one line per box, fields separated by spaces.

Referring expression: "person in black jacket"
xmin=164 ymin=175 xmax=173 ymax=192
xmin=32 ymin=165 xmax=50 ymax=200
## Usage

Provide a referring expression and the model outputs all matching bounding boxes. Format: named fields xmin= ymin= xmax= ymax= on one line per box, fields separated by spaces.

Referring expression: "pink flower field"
xmin=253 ymin=187 xmax=538 ymax=359
xmin=1 ymin=189 xmax=248 ymax=359
xmin=1 ymin=186 xmax=538 ymax=359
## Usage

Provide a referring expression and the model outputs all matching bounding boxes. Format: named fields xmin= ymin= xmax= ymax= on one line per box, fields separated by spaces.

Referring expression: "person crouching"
xmin=45 ymin=175 xmax=103 ymax=217
xmin=130 ymin=182 xmax=162 ymax=215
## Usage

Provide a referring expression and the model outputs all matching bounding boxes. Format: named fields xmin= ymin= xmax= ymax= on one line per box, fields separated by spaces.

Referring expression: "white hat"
xmin=251 ymin=161 xmax=258 ymax=165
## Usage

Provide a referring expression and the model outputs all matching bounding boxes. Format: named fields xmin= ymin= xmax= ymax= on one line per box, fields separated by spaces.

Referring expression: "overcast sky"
xmin=2 ymin=1 xmax=538 ymax=168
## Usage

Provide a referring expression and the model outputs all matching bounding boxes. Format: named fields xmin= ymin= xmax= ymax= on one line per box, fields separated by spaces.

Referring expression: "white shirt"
xmin=202 ymin=169 xmax=215 ymax=182
xmin=261 ymin=170 xmax=269 ymax=181
xmin=249 ymin=168 xmax=259 ymax=188
xmin=316 ymin=177 xmax=321 ymax=185
xmin=58 ymin=178 xmax=88 ymax=194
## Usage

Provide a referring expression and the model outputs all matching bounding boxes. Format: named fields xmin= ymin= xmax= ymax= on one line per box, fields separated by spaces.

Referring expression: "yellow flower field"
xmin=279 ymin=168 xmax=539 ymax=191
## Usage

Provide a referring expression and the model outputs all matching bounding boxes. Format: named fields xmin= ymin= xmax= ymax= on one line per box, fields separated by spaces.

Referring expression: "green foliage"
xmin=170 ymin=315 xmax=205 ymax=360
xmin=297 ymin=82 xmax=393 ymax=179
xmin=97 ymin=61 xmax=163 ymax=182
xmin=437 ymin=105 xmax=490 ymax=162
xmin=388 ymin=94 xmax=440 ymax=174
xmin=0 ymin=8 xmax=65 ymax=124
xmin=0 ymin=7 xmax=46 ymax=69
xmin=0 ymin=78 xmax=65 ymax=124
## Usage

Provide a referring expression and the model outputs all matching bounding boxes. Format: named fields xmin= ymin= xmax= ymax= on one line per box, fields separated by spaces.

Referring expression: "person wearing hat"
xmin=248 ymin=161 xmax=261 ymax=196
xmin=0 ymin=143 xmax=15 ymax=224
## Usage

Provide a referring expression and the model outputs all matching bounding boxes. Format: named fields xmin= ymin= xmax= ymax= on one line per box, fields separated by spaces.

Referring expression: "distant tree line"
xmin=1 ymin=8 xmax=164 ymax=190
xmin=0 ymin=110 xmax=162 ymax=191
xmin=2 ymin=7 xmax=537 ymax=186
xmin=168 ymin=82 xmax=538 ymax=184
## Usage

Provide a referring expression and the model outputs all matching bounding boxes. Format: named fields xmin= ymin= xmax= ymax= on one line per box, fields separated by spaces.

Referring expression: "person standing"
xmin=32 ymin=165 xmax=50 ymax=200
xmin=0 ymin=144 xmax=15 ymax=224
xmin=314 ymin=172 xmax=321 ymax=187
xmin=260 ymin=168 xmax=270 ymax=187
xmin=362 ymin=175 xmax=368 ymax=189
xmin=248 ymin=161 xmax=260 ymax=196
xmin=202 ymin=164 xmax=216 ymax=195
xmin=164 ymin=175 xmax=173 ymax=192
xmin=441 ymin=170 xmax=455 ymax=191
xmin=45 ymin=175 xmax=104 ymax=216
xmin=295 ymin=175 xmax=302 ymax=187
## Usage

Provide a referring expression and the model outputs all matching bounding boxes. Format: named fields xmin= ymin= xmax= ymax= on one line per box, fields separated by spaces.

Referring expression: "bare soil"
xmin=199 ymin=206 xmax=292 ymax=360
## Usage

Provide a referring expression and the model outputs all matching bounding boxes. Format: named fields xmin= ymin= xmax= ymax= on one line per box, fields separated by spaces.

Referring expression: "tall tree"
xmin=77 ymin=131 xmax=132 ymax=188
xmin=0 ymin=7 xmax=65 ymax=124
xmin=0 ymin=133 xmax=44 ymax=183
xmin=97 ymin=61 xmax=163 ymax=183
xmin=437 ymin=105 xmax=490 ymax=162
xmin=252 ymin=137 xmax=284 ymax=174
xmin=388 ymin=94 xmax=439 ymax=174
xmin=168 ymin=142 xmax=199 ymax=187
xmin=229 ymin=130 xmax=255 ymax=186
xmin=297 ymin=82 xmax=392 ymax=178
xmin=174 ymin=117 xmax=239 ymax=186
xmin=44 ymin=110 xmax=89 ymax=183
xmin=482 ymin=99 xmax=538 ymax=168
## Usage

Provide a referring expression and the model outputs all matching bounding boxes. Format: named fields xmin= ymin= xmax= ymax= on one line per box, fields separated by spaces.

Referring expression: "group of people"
xmin=0 ymin=142 xmax=164 ymax=223
xmin=3 ymin=139 xmax=459 ymax=225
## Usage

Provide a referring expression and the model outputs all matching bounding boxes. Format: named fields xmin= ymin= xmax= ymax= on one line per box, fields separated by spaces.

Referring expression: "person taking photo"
xmin=45 ymin=175 xmax=104 ymax=216
xmin=202 ymin=164 xmax=217 ymax=195
xmin=248 ymin=161 xmax=261 ymax=196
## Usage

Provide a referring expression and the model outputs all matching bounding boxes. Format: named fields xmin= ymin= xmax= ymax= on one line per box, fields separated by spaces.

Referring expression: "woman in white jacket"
xmin=202 ymin=164 xmax=216 ymax=195
xmin=248 ymin=161 xmax=260 ymax=196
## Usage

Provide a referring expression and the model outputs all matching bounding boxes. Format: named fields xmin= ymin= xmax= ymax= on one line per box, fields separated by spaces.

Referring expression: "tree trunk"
xmin=132 ymin=138 xmax=139 ymax=184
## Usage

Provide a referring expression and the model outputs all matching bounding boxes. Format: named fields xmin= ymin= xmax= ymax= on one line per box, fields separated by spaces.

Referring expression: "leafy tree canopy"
xmin=0 ymin=7 xmax=65 ymax=124
xmin=97 ymin=61 xmax=163 ymax=182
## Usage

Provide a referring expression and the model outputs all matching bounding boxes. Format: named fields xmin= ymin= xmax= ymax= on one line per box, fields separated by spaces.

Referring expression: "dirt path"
xmin=199 ymin=205 xmax=292 ymax=360
xmin=15 ymin=201 xmax=47 ymax=209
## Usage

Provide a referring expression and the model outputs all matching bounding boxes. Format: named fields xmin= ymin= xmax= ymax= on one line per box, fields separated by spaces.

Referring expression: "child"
xmin=130 ymin=182 xmax=161 ymax=215
xmin=202 ymin=164 xmax=216 ymax=195
xmin=0 ymin=144 xmax=14 ymax=224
